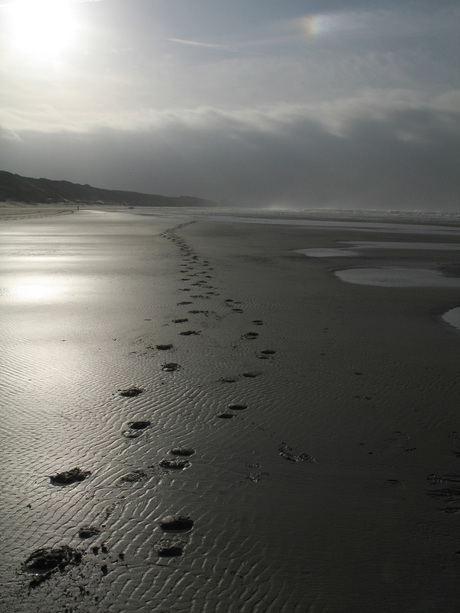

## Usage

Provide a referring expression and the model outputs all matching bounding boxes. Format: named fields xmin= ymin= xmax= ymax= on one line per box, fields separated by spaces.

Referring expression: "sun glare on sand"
xmin=4 ymin=0 xmax=77 ymax=58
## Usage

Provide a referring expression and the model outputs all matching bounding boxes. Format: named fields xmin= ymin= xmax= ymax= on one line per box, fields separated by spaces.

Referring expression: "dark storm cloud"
xmin=2 ymin=103 xmax=458 ymax=211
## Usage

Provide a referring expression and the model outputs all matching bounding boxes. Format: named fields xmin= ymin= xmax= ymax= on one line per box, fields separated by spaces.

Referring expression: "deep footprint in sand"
xmin=242 ymin=371 xmax=262 ymax=378
xmin=170 ymin=447 xmax=195 ymax=457
xmin=156 ymin=344 xmax=173 ymax=350
xmin=160 ymin=515 xmax=194 ymax=532
xmin=119 ymin=387 xmax=143 ymax=398
xmin=154 ymin=539 xmax=185 ymax=557
xmin=50 ymin=467 xmax=91 ymax=486
xmin=118 ymin=469 xmax=149 ymax=485
xmin=172 ymin=318 xmax=188 ymax=324
xmin=278 ymin=443 xmax=317 ymax=463
xmin=242 ymin=332 xmax=259 ymax=340
xmin=23 ymin=546 xmax=82 ymax=576
xmin=78 ymin=526 xmax=100 ymax=539
xmin=228 ymin=404 xmax=248 ymax=411
xmin=122 ymin=420 xmax=151 ymax=438
xmin=162 ymin=362 xmax=180 ymax=372
xmin=220 ymin=376 xmax=239 ymax=383
xmin=217 ymin=412 xmax=235 ymax=419
xmin=179 ymin=330 xmax=201 ymax=336
xmin=159 ymin=458 xmax=191 ymax=470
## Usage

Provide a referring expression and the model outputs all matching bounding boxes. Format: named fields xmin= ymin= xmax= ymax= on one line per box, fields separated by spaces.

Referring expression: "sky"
xmin=0 ymin=0 xmax=459 ymax=210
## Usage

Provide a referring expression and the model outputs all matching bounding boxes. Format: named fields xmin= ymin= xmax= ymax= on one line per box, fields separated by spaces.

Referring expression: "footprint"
xmin=228 ymin=404 xmax=247 ymax=411
xmin=170 ymin=447 xmax=195 ymax=457
xmin=156 ymin=344 xmax=173 ymax=350
xmin=278 ymin=443 xmax=317 ymax=463
xmin=252 ymin=320 xmax=263 ymax=325
xmin=217 ymin=412 xmax=235 ymax=419
xmin=160 ymin=515 xmax=194 ymax=532
xmin=50 ymin=468 xmax=91 ymax=486
xmin=159 ymin=458 xmax=191 ymax=470
xmin=172 ymin=318 xmax=188 ymax=324
xmin=122 ymin=420 xmax=151 ymax=438
xmin=162 ymin=363 xmax=180 ymax=372
xmin=179 ymin=330 xmax=201 ymax=336
xmin=118 ymin=470 xmax=149 ymax=485
xmin=119 ymin=387 xmax=143 ymax=398
xmin=220 ymin=377 xmax=238 ymax=383
xmin=242 ymin=371 xmax=261 ymax=378
xmin=260 ymin=349 xmax=276 ymax=355
xmin=23 ymin=546 xmax=82 ymax=576
xmin=177 ymin=301 xmax=193 ymax=305
xmin=242 ymin=332 xmax=259 ymax=340
xmin=78 ymin=526 xmax=100 ymax=539
xmin=154 ymin=539 xmax=184 ymax=557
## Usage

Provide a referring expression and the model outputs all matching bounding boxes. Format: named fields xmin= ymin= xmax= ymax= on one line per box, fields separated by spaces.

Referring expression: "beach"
xmin=1 ymin=206 xmax=460 ymax=612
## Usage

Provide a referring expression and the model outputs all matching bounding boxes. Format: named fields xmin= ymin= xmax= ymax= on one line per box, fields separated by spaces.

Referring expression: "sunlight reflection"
xmin=11 ymin=276 xmax=64 ymax=302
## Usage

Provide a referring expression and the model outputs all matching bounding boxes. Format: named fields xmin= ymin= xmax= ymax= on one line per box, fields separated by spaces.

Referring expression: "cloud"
xmin=1 ymin=97 xmax=458 ymax=211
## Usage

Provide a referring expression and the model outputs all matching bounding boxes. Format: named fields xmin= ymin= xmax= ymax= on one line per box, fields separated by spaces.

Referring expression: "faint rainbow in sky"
xmin=299 ymin=15 xmax=333 ymax=37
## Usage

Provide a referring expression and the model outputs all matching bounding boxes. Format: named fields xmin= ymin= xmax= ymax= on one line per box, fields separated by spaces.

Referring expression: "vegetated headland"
xmin=0 ymin=170 xmax=216 ymax=207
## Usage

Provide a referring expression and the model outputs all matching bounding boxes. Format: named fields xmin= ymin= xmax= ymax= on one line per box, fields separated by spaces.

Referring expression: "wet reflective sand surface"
xmin=2 ymin=209 xmax=460 ymax=612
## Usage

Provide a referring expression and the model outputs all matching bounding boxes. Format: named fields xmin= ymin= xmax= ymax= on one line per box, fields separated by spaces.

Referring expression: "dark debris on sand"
xmin=50 ymin=467 xmax=91 ymax=486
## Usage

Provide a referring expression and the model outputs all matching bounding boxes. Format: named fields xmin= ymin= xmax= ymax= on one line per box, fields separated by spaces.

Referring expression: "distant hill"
xmin=0 ymin=170 xmax=216 ymax=207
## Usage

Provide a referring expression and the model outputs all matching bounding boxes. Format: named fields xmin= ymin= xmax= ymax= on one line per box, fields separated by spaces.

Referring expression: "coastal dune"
xmin=1 ymin=208 xmax=460 ymax=612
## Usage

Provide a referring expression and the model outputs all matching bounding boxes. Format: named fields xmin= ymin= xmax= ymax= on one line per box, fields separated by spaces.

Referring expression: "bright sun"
xmin=5 ymin=0 xmax=77 ymax=58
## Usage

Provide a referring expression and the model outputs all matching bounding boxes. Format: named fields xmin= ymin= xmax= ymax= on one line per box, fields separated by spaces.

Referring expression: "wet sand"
xmin=1 ymin=207 xmax=460 ymax=612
